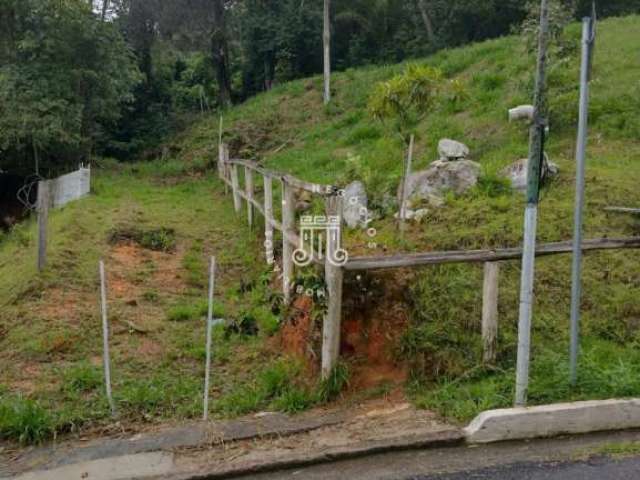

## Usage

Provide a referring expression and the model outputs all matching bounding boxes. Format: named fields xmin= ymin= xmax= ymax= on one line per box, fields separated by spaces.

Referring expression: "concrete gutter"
xmin=1 ymin=431 xmax=463 ymax=480
xmin=1 ymin=452 xmax=175 ymax=480
xmin=169 ymin=430 xmax=464 ymax=480
xmin=465 ymin=398 xmax=640 ymax=443
xmin=8 ymin=398 xmax=640 ymax=480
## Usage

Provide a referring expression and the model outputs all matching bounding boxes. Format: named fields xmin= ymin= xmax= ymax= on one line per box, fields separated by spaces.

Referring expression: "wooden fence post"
xmin=399 ymin=134 xmax=415 ymax=234
xmin=263 ymin=175 xmax=275 ymax=265
xmin=37 ymin=181 xmax=49 ymax=272
xmin=203 ymin=256 xmax=216 ymax=421
xmin=281 ymin=181 xmax=296 ymax=303
xmin=482 ymin=261 xmax=500 ymax=365
xmin=222 ymin=144 xmax=229 ymax=195
xmin=230 ymin=163 xmax=241 ymax=213
xmin=245 ymin=166 xmax=254 ymax=228
xmin=99 ymin=260 xmax=117 ymax=416
xmin=322 ymin=195 xmax=344 ymax=379
xmin=217 ymin=144 xmax=224 ymax=180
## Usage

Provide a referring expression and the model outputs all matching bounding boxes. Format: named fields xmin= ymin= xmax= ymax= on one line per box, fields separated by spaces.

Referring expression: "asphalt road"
xmin=239 ymin=430 xmax=640 ymax=480
xmin=409 ymin=457 xmax=640 ymax=479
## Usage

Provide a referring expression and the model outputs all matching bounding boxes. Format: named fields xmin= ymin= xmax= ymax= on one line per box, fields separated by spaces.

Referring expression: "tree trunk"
xmin=264 ymin=52 xmax=275 ymax=91
xmin=417 ymin=0 xmax=436 ymax=44
xmin=101 ymin=0 xmax=109 ymax=21
xmin=323 ymin=0 xmax=331 ymax=104
xmin=211 ymin=0 xmax=232 ymax=108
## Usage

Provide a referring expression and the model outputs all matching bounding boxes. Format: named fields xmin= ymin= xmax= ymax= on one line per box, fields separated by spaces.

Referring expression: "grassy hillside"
xmin=0 ymin=171 xmax=344 ymax=444
xmin=1 ymin=16 xmax=639 ymax=444
xmin=177 ymin=15 xmax=640 ymax=418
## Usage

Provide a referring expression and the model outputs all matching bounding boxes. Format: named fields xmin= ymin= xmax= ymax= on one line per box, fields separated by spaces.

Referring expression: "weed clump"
xmin=0 ymin=396 xmax=54 ymax=444
xmin=108 ymin=227 xmax=176 ymax=252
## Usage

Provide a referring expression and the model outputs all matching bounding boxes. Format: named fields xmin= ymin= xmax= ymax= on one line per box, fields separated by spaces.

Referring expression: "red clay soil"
xmin=279 ymin=271 xmax=410 ymax=391
xmin=279 ymin=295 xmax=319 ymax=369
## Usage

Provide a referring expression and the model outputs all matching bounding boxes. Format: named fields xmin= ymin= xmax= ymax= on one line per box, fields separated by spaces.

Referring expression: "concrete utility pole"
xmin=323 ymin=0 xmax=331 ymax=104
xmin=515 ymin=0 xmax=550 ymax=407
xmin=569 ymin=12 xmax=597 ymax=386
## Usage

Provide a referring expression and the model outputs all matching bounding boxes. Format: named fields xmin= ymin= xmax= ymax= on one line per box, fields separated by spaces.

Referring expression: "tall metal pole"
xmin=203 ymin=256 xmax=216 ymax=421
xmin=515 ymin=0 xmax=550 ymax=407
xmin=569 ymin=15 xmax=596 ymax=386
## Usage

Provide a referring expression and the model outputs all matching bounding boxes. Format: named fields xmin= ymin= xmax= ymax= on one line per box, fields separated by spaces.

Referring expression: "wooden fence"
xmin=217 ymin=144 xmax=640 ymax=374
xmin=218 ymin=144 xmax=343 ymax=378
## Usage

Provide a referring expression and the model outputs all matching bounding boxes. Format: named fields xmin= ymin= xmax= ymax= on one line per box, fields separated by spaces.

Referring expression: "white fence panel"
xmin=49 ymin=166 xmax=91 ymax=208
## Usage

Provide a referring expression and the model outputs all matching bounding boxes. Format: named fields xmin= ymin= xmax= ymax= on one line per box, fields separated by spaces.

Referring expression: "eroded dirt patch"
xmin=279 ymin=270 xmax=409 ymax=392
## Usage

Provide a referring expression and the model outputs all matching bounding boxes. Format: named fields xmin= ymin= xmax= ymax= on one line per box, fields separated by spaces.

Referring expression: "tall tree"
xmin=101 ymin=0 xmax=109 ymax=20
xmin=416 ymin=0 xmax=436 ymax=44
xmin=0 ymin=0 xmax=139 ymax=173
xmin=211 ymin=0 xmax=232 ymax=108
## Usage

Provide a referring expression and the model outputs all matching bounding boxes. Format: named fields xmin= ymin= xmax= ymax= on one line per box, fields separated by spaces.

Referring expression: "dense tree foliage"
xmin=1 ymin=0 xmax=638 ymax=174
xmin=0 ymin=0 xmax=140 ymax=174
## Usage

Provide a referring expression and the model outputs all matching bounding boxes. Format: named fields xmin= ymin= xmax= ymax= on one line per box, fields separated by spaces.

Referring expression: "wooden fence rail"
xmin=217 ymin=144 xmax=640 ymax=377
xmin=219 ymin=145 xmax=342 ymax=378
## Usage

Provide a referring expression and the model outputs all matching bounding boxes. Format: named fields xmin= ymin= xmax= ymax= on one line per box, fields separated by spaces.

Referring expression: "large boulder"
xmin=399 ymin=159 xmax=481 ymax=207
xmin=342 ymin=181 xmax=369 ymax=228
xmin=501 ymin=157 xmax=559 ymax=192
xmin=438 ymin=139 xmax=470 ymax=161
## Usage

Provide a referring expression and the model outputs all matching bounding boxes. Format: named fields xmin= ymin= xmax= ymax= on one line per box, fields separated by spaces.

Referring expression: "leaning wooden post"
xmin=37 ymin=180 xmax=50 ymax=272
xmin=263 ymin=175 xmax=275 ymax=265
xmin=230 ymin=163 xmax=241 ymax=213
xmin=99 ymin=260 xmax=117 ymax=416
xmin=281 ymin=180 xmax=296 ymax=303
xmin=482 ymin=262 xmax=500 ymax=365
xmin=322 ymin=194 xmax=344 ymax=379
xmin=399 ymin=134 xmax=415 ymax=234
xmin=245 ymin=166 xmax=254 ymax=229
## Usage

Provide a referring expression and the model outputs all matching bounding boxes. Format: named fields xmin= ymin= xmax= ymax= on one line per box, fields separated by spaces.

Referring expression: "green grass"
xmin=173 ymin=16 xmax=640 ymax=422
xmin=1 ymin=15 xmax=640 ymax=443
xmin=0 ymin=395 xmax=54 ymax=444
xmin=213 ymin=360 xmax=348 ymax=416
xmin=0 ymin=168 xmax=305 ymax=443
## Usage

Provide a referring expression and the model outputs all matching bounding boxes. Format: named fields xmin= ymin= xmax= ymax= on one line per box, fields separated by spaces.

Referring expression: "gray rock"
xmin=342 ymin=181 xmax=369 ymax=228
xmin=413 ymin=208 xmax=430 ymax=222
xmin=501 ymin=156 xmax=559 ymax=192
xmin=394 ymin=208 xmax=429 ymax=222
xmin=399 ymin=159 xmax=481 ymax=206
xmin=438 ymin=139 xmax=470 ymax=161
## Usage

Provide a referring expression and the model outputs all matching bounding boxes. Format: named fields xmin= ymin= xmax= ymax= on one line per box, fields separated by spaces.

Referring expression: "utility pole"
xmin=515 ymin=0 xmax=550 ymax=407
xmin=323 ymin=0 xmax=331 ymax=104
xmin=569 ymin=10 xmax=597 ymax=386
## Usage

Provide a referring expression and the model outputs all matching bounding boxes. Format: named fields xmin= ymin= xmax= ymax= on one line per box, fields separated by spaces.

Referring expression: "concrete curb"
xmin=465 ymin=398 xmax=640 ymax=444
